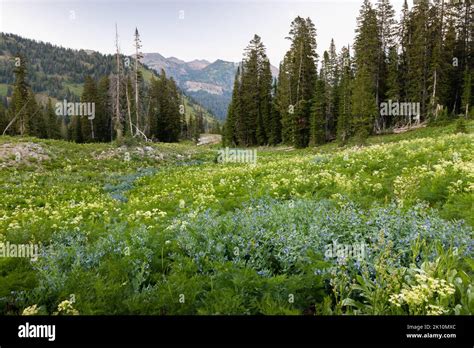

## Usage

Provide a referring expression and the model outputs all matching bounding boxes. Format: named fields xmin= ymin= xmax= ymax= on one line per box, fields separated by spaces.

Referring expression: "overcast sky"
xmin=1 ymin=0 xmax=407 ymax=66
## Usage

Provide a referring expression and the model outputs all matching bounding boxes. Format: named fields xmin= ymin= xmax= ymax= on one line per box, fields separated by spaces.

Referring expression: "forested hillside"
xmin=224 ymin=0 xmax=473 ymax=147
xmin=0 ymin=32 xmax=220 ymax=143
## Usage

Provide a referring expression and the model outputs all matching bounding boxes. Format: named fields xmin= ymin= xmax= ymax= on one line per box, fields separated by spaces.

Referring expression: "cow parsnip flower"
xmin=22 ymin=304 xmax=39 ymax=316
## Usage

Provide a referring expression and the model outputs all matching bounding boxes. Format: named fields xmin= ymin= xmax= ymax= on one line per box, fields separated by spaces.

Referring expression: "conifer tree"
xmin=276 ymin=57 xmax=293 ymax=144
xmin=44 ymin=98 xmax=61 ymax=139
xmin=147 ymin=70 xmax=181 ymax=142
xmin=96 ymin=76 xmax=112 ymax=142
xmin=267 ymin=80 xmax=282 ymax=145
xmin=398 ymin=0 xmax=410 ymax=105
xmin=226 ymin=35 xmax=273 ymax=147
xmin=337 ymin=46 xmax=353 ymax=145
xmin=461 ymin=67 xmax=472 ymax=117
xmin=8 ymin=55 xmax=30 ymax=135
xmin=258 ymin=58 xmax=273 ymax=145
xmin=352 ymin=0 xmax=379 ymax=138
xmin=376 ymin=0 xmax=397 ymax=130
xmin=310 ymin=78 xmax=326 ymax=145
xmin=406 ymin=0 xmax=431 ymax=121
xmin=286 ymin=17 xmax=318 ymax=147
xmin=24 ymin=90 xmax=45 ymax=138
xmin=319 ymin=40 xmax=339 ymax=141
xmin=80 ymin=76 xmax=97 ymax=142
xmin=223 ymin=66 xmax=241 ymax=146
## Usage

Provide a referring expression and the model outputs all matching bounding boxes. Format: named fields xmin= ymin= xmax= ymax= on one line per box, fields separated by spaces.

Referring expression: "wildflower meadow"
xmin=0 ymin=122 xmax=473 ymax=315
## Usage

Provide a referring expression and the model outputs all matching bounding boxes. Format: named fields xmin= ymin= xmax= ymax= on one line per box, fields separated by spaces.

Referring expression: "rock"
xmin=0 ymin=142 xmax=50 ymax=168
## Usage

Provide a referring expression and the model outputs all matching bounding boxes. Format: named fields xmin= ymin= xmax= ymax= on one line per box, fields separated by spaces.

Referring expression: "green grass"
xmin=0 ymin=83 xmax=9 ymax=96
xmin=0 ymin=121 xmax=472 ymax=315
xmin=63 ymin=82 xmax=84 ymax=97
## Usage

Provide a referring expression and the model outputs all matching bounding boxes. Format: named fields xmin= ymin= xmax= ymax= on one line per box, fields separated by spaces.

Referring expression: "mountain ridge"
xmin=0 ymin=33 xmax=219 ymax=128
xmin=141 ymin=52 xmax=278 ymax=120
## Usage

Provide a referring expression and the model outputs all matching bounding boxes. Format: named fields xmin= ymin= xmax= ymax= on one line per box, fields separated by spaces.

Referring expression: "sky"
xmin=0 ymin=0 xmax=407 ymax=67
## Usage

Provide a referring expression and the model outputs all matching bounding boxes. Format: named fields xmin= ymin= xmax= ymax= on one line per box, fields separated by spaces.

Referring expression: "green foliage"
xmin=0 ymin=121 xmax=472 ymax=315
xmin=310 ymin=79 xmax=326 ymax=145
xmin=225 ymin=35 xmax=273 ymax=146
xmin=147 ymin=70 xmax=182 ymax=142
xmin=455 ymin=117 xmax=468 ymax=134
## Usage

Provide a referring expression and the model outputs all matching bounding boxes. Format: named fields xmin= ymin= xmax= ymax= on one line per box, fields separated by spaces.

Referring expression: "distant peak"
xmin=167 ymin=56 xmax=186 ymax=64
xmin=186 ymin=59 xmax=211 ymax=70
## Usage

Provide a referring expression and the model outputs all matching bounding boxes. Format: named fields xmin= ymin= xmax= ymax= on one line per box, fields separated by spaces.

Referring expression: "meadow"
xmin=0 ymin=121 xmax=473 ymax=315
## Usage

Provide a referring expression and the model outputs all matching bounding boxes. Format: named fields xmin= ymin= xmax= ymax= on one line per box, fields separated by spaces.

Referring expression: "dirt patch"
xmin=0 ymin=142 xmax=50 ymax=168
xmin=94 ymin=146 xmax=166 ymax=161
xmin=197 ymin=134 xmax=222 ymax=146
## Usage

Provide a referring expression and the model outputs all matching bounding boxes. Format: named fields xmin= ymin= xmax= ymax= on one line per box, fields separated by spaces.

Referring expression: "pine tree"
xmin=226 ymin=35 xmax=273 ymax=147
xmin=166 ymin=76 xmax=182 ymax=142
xmin=461 ymin=67 xmax=472 ymax=118
xmin=352 ymin=66 xmax=376 ymax=142
xmin=8 ymin=54 xmax=30 ymax=135
xmin=44 ymin=98 xmax=61 ymax=139
xmin=319 ymin=40 xmax=339 ymax=141
xmin=267 ymin=80 xmax=282 ymax=145
xmin=187 ymin=111 xmax=195 ymax=140
xmin=147 ymin=70 xmax=181 ymax=142
xmin=224 ymin=66 xmax=241 ymax=146
xmin=398 ymin=0 xmax=410 ymax=105
xmin=406 ymin=0 xmax=431 ymax=122
xmin=310 ymin=78 xmax=326 ymax=145
xmin=386 ymin=45 xmax=400 ymax=127
xmin=96 ymin=76 xmax=112 ymax=142
xmin=71 ymin=114 xmax=83 ymax=143
xmin=179 ymin=97 xmax=188 ymax=140
xmin=293 ymin=99 xmax=311 ymax=148
xmin=428 ymin=0 xmax=447 ymax=119
xmin=451 ymin=0 xmax=473 ymax=116
xmin=386 ymin=46 xmax=400 ymax=100
xmin=377 ymin=0 xmax=397 ymax=130
xmin=80 ymin=76 xmax=97 ymax=142
xmin=327 ymin=39 xmax=339 ymax=139
xmin=194 ymin=108 xmax=204 ymax=142
xmin=352 ymin=0 xmax=379 ymax=138
xmin=287 ymin=17 xmax=318 ymax=147
xmin=240 ymin=37 xmax=259 ymax=146
xmin=258 ymin=58 xmax=273 ymax=145
xmin=27 ymin=89 xmax=46 ymax=138
xmin=443 ymin=12 xmax=458 ymax=115
xmin=337 ymin=46 xmax=353 ymax=145
xmin=276 ymin=57 xmax=293 ymax=144
xmin=240 ymin=35 xmax=269 ymax=146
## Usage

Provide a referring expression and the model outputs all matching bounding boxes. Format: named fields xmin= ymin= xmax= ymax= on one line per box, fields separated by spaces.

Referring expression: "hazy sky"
xmin=1 ymin=0 xmax=406 ymax=66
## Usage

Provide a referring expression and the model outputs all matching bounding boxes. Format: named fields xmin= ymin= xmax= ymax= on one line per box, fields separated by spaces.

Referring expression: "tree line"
xmin=0 ymin=29 xmax=215 ymax=143
xmin=224 ymin=0 xmax=473 ymax=148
